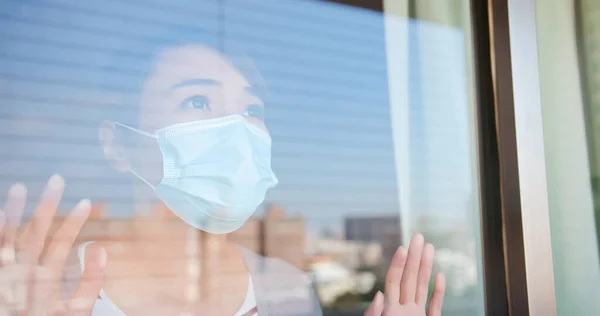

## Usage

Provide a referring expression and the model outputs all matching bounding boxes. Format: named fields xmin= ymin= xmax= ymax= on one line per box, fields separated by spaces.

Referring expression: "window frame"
xmin=473 ymin=0 xmax=558 ymax=315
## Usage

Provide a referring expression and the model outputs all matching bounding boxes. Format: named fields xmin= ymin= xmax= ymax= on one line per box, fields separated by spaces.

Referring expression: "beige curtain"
xmin=537 ymin=0 xmax=600 ymax=315
xmin=577 ymin=0 xmax=600 ymax=254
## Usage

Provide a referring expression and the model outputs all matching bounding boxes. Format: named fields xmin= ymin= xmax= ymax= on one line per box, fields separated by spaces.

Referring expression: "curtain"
xmin=537 ymin=0 xmax=600 ymax=314
xmin=577 ymin=0 xmax=600 ymax=257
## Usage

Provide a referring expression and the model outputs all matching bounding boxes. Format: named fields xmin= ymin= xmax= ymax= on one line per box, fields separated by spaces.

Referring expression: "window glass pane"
xmin=536 ymin=1 xmax=600 ymax=315
xmin=0 ymin=0 xmax=484 ymax=315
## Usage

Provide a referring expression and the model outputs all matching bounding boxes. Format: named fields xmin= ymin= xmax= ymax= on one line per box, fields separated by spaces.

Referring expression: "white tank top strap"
xmin=77 ymin=241 xmax=94 ymax=274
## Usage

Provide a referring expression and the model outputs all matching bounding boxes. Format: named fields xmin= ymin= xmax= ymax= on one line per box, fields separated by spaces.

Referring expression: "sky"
xmin=0 ymin=0 xmax=474 ymax=234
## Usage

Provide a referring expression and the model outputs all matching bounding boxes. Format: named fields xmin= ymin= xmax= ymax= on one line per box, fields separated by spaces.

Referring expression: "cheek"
xmin=130 ymin=140 xmax=164 ymax=184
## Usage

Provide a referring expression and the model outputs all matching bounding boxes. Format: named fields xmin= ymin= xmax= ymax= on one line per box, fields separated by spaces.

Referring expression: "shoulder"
xmin=240 ymin=249 xmax=322 ymax=316
xmin=239 ymin=246 xmax=312 ymax=289
xmin=262 ymin=256 xmax=323 ymax=316
xmin=89 ymin=299 xmax=120 ymax=316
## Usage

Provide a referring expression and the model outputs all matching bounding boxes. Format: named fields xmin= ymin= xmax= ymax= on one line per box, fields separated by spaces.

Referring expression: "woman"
xmin=0 ymin=35 xmax=445 ymax=315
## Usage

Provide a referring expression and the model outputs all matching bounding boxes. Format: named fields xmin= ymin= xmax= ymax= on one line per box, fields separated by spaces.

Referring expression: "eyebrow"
xmin=170 ymin=79 xmax=220 ymax=90
xmin=169 ymin=78 xmax=268 ymax=101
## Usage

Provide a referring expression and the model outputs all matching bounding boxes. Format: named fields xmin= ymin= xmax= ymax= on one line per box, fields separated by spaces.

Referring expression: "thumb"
xmin=68 ymin=247 xmax=106 ymax=315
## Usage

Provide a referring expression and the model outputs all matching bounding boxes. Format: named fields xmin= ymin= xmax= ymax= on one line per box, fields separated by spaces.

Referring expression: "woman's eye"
xmin=179 ymin=95 xmax=211 ymax=110
xmin=244 ymin=104 xmax=264 ymax=120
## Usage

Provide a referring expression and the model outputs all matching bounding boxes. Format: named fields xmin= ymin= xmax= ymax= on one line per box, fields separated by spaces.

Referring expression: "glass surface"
xmin=0 ymin=0 xmax=484 ymax=315
xmin=536 ymin=0 xmax=600 ymax=315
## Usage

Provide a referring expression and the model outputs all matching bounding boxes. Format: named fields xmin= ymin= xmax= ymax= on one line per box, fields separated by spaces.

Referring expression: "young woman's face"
xmin=126 ymin=45 xmax=269 ymax=187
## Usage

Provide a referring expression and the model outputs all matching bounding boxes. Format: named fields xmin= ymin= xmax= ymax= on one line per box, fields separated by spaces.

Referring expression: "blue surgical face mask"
xmin=116 ymin=114 xmax=279 ymax=234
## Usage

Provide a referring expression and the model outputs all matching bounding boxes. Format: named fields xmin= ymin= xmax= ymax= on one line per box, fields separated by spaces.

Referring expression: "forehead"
xmin=146 ymin=44 xmax=250 ymax=89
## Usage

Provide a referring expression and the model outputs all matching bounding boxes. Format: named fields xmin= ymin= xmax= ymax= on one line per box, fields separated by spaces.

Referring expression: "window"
xmin=0 ymin=0 xmax=485 ymax=315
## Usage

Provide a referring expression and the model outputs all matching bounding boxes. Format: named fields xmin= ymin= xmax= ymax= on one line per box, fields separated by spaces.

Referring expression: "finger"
xmin=1 ymin=184 xmax=27 ymax=262
xmin=384 ymin=246 xmax=406 ymax=304
xmin=427 ymin=273 xmax=446 ymax=316
xmin=400 ymin=233 xmax=424 ymax=304
xmin=21 ymin=175 xmax=64 ymax=263
xmin=415 ymin=243 xmax=435 ymax=306
xmin=364 ymin=291 xmax=384 ymax=316
xmin=43 ymin=199 xmax=91 ymax=274
xmin=70 ymin=247 xmax=106 ymax=313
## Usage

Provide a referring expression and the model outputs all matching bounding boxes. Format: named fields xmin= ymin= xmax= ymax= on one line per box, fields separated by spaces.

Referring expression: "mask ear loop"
xmin=130 ymin=169 xmax=155 ymax=189
xmin=114 ymin=122 xmax=157 ymax=139
xmin=113 ymin=122 xmax=158 ymax=189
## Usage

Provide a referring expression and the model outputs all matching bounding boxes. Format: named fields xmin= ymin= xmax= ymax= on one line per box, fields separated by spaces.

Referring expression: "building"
xmin=53 ymin=202 xmax=307 ymax=270
xmin=305 ymin=236 xmax=382 ymax=270
xmin=259 ymin=203 xmax=306 ymax=270
xmin=344 ymin=215 xmax=402 ymax=244
xmin=344 ymin=215 xmax=402 ymax=268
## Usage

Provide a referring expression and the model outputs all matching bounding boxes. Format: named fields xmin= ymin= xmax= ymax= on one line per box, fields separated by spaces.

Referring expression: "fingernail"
xmin=375 ymin=291 xmax=384 ymax=304
xmin=437 ymin=272 xmax=446 ymax=283
xmin=73 ymin=199 xmax=91 ymax=215
xmin=425 ymin=243 xmax=435 ymax=253
xmin=98 ymin=248 xmax=107 ymax=267
xmin=8 ymin=183 xmax=27 ymax=198
xmin=413 ymin=232 xmax=424 ymax=243
xmin=47 ymin=174 xmax=65 ymax=191
xmin=392 ymin=246 xmax=406 ymax=263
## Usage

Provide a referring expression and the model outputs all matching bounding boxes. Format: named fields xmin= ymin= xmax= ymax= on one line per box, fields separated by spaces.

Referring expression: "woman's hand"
xmin=365 ymin=233 xmax=445 ymax=316
xmin=0 ymin=175 xmax=106 ymax=315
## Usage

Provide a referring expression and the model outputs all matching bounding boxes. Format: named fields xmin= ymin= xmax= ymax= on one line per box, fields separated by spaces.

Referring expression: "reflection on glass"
xmin=384 ymin=1 xmax=484 ymax=315
xmin=0 ymin=0 xmax=482 ymax=315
